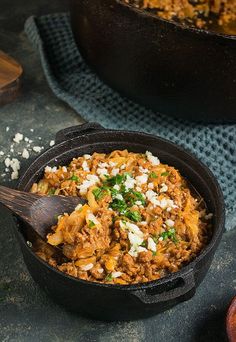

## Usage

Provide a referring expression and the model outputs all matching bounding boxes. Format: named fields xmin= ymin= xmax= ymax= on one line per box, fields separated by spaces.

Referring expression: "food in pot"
xmin=31 ymin=150 xmax=212 ymax=285
xmin=124 ymin=0 xmax=236 ymax=29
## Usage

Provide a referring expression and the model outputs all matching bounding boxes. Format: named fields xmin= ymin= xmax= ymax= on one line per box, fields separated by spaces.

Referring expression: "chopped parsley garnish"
xmin=104 ymin=174 xmax=124 ymax=186
xmin=93 ymin=187 xmax=104 ymax=200
xmin=110 ymin=188 xmax=119 ymax=198
xmin=110 ymin=198 xmax=127 ymax=214
xmin=161 ymin=171 xmax=169 ymax=177
xmin=48 ymin=188 xmax=56 ymax=195
xmin=101 ymin=173 xmax=144 ymax=222
xmin=149 ymin=172 xmax=157 ymax=179
xmin=160 ymin=231 xmax=169 ymax=240
xmin=124 ymin=190 xmax=146 ymax=206
xmin=152 ymin=251 xmax=157 ymax=256
xmin=160 ymin=228 xmax=178 ymax=243
xmin=70 ymin=175 xmax=80 ymax=182
xmin=141 ymin=240 xmax=147 ymax=247
xmin=105 ymin=273 xmax=113 ymax=281
xmin=152 ymin=235 xmax=159 ymax=243
xmin=88 ymin=220 xmax=95 ymax=228
xmin=125 ymin=210 xmax=141 ymax=222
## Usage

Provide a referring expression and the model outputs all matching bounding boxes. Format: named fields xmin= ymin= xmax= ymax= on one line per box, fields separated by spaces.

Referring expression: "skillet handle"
xmin=55 ymin=122 xmax=106 ymax=144
xmin=131 ymin=269 xmax=195 ymax=305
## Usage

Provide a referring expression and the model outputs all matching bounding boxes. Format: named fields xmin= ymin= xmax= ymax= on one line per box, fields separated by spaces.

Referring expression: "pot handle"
xmin=55 ymin=122 xmax=106 ymax=144
xmin=131 ymin=269 xmax=195 ymax=305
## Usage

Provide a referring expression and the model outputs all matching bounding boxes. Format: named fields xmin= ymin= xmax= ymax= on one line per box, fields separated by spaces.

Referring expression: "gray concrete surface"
xmin=0 ymin=1 xmax=235 ymax=341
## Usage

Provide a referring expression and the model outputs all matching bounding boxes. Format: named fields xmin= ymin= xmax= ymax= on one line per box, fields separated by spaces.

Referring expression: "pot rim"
xmin=116 ymin=0 xmax=236 ymax=40
xmin=16 ymin=127 xmax=225 ymax=291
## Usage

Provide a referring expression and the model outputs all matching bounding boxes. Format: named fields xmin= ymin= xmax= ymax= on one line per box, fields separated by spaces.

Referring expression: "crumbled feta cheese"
xmin=146 ymin=190 xmax=157 ymax=201
xmin=0 ymin=151 xmax=4 ymax=156
xmin=129 ymin=245 xmax=147 ymax=257
xmin=146 ymin=151 xmax=160 ymax=166
xmin=137 ymin=246 xmax=148 ymax=253
xmin=33 ymin=146 xmax=42 ymax=153
xmin=111 ymin=168 xmax=119 ymax=176
xmin=75 ymin=204 xmax=82 ymax=211
xmin=115 ymin=194 xmax=123 ymax=201
xmin=4 ymin=158 xmax=11 ymax=168
xmin=80 ymin=263 xmax=94 ymax=271
xmin=148 ymin=182 xmax=154 ymax=189
xmin=159 ymin=198 xmax=178 ymax=210
xmin=120 ymin=221 xmax=144 ymax=238
xmin=145 ymin=190 xmax=160 ymax=206
xmin=111 ymin=271 xmax=122 ymax=278
xmin=29 ymin=140 xmax=33 ymax=144
xmin=135 ymin=201 xmax=142 ymax=206
xmin=148 ymin=237 xmax=157 ymax=252
xmin=124 ymin=175 xmax=136 ymax=189
xmin=165 ymin=219 xmax=175 ymax=227
xmin=11 ymin=170 xmax=19 ymax=180
xmin=49 ymin=140 xmax=55 ymax=147
xmin=13 ymin=133 xmax=23 ymax=143
xmin=136 ymin=174 xmax=148 ymax=186
xmin=87 ymin=212 xmax=100 ymax=226
xmin=120 ymin=164 xmax=126 ymax=170
xmin=24 ymin=137 xmax=29 ymax=142
xmin=159 ymin=237 xmax=164 ymax=242
xmin=139 ymin=166 xmax=149 ymax=173
xmin=11 ymin=158 xmax=20 ymax=171
xmin=98 ymin=268 xmax=104 ymax=274
xmin=98 ymin=162 xmax=109 ymax=168
xmin=128 ymin=246 xmax=138 ymax=257
xmin=160 ymin=183 xmax=168 ymax=193
xmin=45 ymin=166 xmax=58 ymax=173
xmin=38 ymin=137 xmax=42 ymax=140
xmin=115 ymin=194 xmax=124 ymax=201
xmin=113 ymin=184 xmax=120 ymax=191
xmin=136 ymin=186 xmax=142 ymax=192
xmin=6 ymin=126 xmax=9 ymax=132
xmin=22 ymin=148 xmax=29 ymax=159
xmin=82 ymin=160 xmax=90 ymax=172
xmin=83 ymin=154 xmax=91 ymax=160
xmin=109 ymin=161 xmax=117 ymax=167
xmin=97 ymin=167 xmax=108 ymax=177
xmin=30 ymin=129 xmax=34 ymax=132
xmin=140 ymin=221 xmax=147 ymax=225
xmin=77 ymin=174 xmax=99 ymax=195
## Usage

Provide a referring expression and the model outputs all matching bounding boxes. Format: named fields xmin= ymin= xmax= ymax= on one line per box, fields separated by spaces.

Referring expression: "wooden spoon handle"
xmin=0 ymin=185 xmax=40 ymax=224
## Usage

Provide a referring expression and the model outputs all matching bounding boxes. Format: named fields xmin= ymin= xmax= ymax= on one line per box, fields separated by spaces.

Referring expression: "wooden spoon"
xmin=0 ymin=185 xmax=85 ymax=240
xmin=227 ymin=296 xmax=236 ymax=342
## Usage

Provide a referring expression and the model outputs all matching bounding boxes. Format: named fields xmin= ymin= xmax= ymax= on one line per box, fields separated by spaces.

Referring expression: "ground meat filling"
xmin=31 ymin=150 xmax=212 ymax=285
xmin=124 ymin=0 xmax=236 ymax=30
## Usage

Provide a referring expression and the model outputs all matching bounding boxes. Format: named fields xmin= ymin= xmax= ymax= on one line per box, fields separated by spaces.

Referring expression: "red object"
xmin=227 ymin=297 xmax=236 ymax=342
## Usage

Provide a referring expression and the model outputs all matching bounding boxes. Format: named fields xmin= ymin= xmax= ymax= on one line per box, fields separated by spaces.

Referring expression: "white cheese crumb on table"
xmin=22 ymin=148 xmax=30 ymax=159
xmin=13 ymin=133 xmax=23 ymax=143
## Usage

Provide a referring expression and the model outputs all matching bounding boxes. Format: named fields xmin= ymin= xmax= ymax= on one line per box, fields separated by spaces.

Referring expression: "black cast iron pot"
xmin=15 ymin=123 xmax=225 ymax=321
xmin=70 ymin=0 xmax=236 ymax=123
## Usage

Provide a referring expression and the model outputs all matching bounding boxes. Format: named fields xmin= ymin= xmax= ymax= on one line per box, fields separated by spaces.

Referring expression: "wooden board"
xmin=0 ymin=50 xmax=23 ymax=105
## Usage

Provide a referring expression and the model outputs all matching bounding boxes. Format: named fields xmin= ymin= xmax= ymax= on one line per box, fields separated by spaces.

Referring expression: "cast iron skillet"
xmin=15 ymin=123 xmax=225 ymax=321
xmin=70 ymin=0 xmax=236 ymax=123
